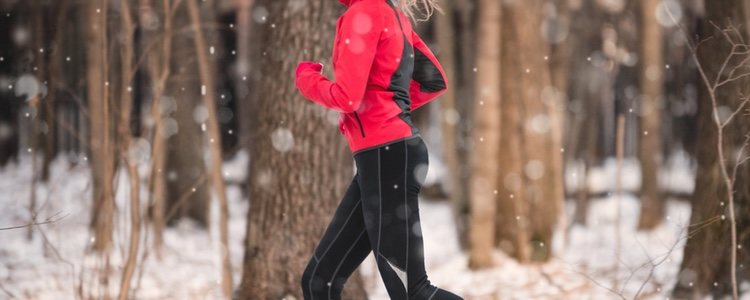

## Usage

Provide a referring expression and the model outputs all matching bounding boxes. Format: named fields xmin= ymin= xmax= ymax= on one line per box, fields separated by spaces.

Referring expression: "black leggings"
xmin=301 ymin=136 xmax=463 ymax=300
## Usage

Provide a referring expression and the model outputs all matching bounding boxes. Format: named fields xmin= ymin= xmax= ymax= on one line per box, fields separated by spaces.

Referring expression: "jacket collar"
xmin=337 ymin=0 xmax=361 ymax=7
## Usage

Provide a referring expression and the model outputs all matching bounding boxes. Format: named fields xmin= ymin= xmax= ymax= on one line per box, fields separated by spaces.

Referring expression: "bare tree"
xmin=39 ymin=0 xmax=71 ymax=182
xmin=637 ymin=0 xmax=666 ymax=230
xmin=468 ymin=0 xmax=501 ymax=269
xmin=86 ymin=0 xmax=115 ymax=253
xmin=237 ymin=0 xmax=368 ymax=298
xmin=234 ymin=0 xmax=254 ymax=157
xmin=450 ymin=0 xmax=480 ymax=252
xmin=139 ymin=0 xmax=177 ymax=256
xmin=496 ymin=0 xmax=562 ymax=262
xmin=669 ymin=3 xmax=750 ymax=299
xmin=186 ymin=0 xmax=233 ymax=295
xmin=563 ymin=1 xmax=611 ymax=226
xmin=116 ymin=0 xmax=141 ymax=298
xmin=165 ymin=0 xmax=211 ymax=226
xmin=434 ymin=0 xmax=468 ymax=250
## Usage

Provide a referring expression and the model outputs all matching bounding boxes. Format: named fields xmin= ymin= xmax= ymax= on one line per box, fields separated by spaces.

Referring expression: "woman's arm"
xmin=409 ymin=30 xmax=448 ymax=111
xmin=295 ymin=6 xmax=383 ymax=113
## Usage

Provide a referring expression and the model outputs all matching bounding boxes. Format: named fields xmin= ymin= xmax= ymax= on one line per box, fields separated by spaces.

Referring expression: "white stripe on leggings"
xmin=308 ymin=200 xmax=362 ymax=299
xmin=328 ymin=228 xmax=367 ymax=299
xmin=404 ymin=140 xmax=409 ymax=294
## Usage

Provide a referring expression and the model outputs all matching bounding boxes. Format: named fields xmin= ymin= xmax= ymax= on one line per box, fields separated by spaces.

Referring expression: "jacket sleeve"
xmin=294 ymin=7 xmax=382 ymax=113
xmin=409 ymin=31 xmax=448 ymax=111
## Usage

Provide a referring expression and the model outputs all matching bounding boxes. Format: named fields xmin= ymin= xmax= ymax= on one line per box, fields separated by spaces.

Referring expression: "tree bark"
xmin=164 ymin=0 xmax=211 ymax=226
xmin=674 ymin=0 xmax=750 ymax=298
xmin=40 ymin=0 xmax=69 ymax=182
xmin=237 ymin=1 xmax=367 ymax=298
xmin=637 ymin=0 xmax=665 ymax=230
xmin=467 ymin=0 xmax=501 ymax=269
xmin=235 ymin=0 xmax=254 ymax=158
xmin=86 ymin=0 xmax=115 ymax=253
xmin=435 ymin=0 xmax=468 ymax=251
xmin=453 ymin=0 xmax=479 ymax=251
xmin=116 ymin=1 xmax=141 ymax=298
xmin=186 ymin=0 xmax=233 ymax=295
xmin=562 ymin=0 xmax=609 ymax=226
xmin=496 ymin=0 xmax=561 ymax=262
xmin=139 ymin=0 xmax=173 ymax=256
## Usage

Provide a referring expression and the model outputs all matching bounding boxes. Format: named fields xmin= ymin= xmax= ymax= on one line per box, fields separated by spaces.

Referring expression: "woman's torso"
xmin=333 ymin=0 xmax=421 ymax=155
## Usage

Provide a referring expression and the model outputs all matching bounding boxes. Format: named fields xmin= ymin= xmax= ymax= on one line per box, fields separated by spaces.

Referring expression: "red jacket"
xmin=295 ymin=0 xmax=448 ymax=154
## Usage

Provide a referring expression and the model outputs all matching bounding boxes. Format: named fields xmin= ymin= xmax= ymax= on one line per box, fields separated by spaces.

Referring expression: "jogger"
xmin=301 ymin=136 xmax=462 ymax=299
xmin=295 ymin=0 xmax=461 ymax=298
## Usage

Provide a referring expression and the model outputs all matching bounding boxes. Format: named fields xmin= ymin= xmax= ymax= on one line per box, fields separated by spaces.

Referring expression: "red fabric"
xmin=295 ymin=0 xmax=448 ymax=153
xmin=295 ymin=61 xmax=323 ymax=78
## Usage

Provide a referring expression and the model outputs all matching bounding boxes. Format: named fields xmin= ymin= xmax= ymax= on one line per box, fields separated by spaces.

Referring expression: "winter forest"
xmin=0 ymin=0 xmax=749 ymax=299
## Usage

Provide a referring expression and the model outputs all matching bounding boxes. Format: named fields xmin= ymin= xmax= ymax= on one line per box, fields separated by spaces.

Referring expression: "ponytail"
xmin=397 ymin=0 xmax=442 ymax=22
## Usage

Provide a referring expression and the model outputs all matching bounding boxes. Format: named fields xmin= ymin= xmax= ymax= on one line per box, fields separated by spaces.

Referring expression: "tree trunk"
xmin=116 ymin=1 xmax=141 ymax=298
xmin=235 ymin=0 xmax=254 ymax=158
xmin=164 ymin=0 xmax=210 ymax=226
xmin=563 ymin=1 xmax=609 ymax=226
xmin=86 ymin=0 xmax=114 ymax=253
xmin=547 ymin=1 xmax=572 ymax=236
xmin=453 ymin=0 xmax=478 ymax=251
xmin=637 ymin=0 xmax=665 ymax=230
xmin=139 ymin=0 xmax=173 ymax=256
xmin=435 ymin=0 xmax=467 ymax=251
xmin=467 ymin=0 xmax=501 ymax=269
xmin=36 ymin=0 xmax=70 ymax=182
xmin=673 ymin=0 xmax=750 ymax=297
xmin=185 ymin=0 xmax=233 ymax=295
xmin=0 ymin=1 xmax=20 ymax=166
xmin=496 ymin=0 xmax=561 ymax=262
xmin=237 ymin=1 xmax=367 ymax=298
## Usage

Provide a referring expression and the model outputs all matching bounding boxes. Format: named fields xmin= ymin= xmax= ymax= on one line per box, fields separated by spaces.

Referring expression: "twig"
xmin=0 ymin=282 xmax=17 ymax=299
xmin=538 ymin=267 xmax=565 ymax=293
xmin=666 ymin=7 xmax=746 ymax=300
xmin=163 ymin=174 xmax=207 ymax=223
xmin=0 ymin=212 xmax=67 ymax=231
xmin=568 ymin=268 xmax=627 ymax=300
xmin=633 ymin=228 xmax=685 ymax=299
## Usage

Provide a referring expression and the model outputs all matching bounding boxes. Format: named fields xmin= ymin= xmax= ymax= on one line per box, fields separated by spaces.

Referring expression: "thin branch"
xmin=163 ymin=174 xmax=207 ymax=223
xmin=731 ymin=133 xmax=750 ymax=183
xmin=0 ymin=282 xmax=17 ymax=299
xmin=720 ymin=96 xmax=750 ymax=127
xmin=668 ymin=8 xmax=745 ymax=300
xmin=567 ymin=268 xmax=627 ymax=300
xmin=0 ymin=212 xmax=67 ymax=231
xmin=633 ymin=230 xmax=684 ymax=299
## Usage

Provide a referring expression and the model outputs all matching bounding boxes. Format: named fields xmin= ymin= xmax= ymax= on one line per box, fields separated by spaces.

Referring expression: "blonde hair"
xmin=396 ymin=0 xmax=443 ymax=22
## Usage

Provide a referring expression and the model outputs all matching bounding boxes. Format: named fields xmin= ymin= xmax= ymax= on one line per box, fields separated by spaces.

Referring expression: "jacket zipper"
xmin=353 ymin=112 xmax=366 ymax=137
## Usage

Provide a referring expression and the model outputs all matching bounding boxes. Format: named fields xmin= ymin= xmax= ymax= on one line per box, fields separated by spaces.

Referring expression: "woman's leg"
xmin=354 ymin=136 xmax=463 ymax=300
xmin=301 ymin=175 xmax=372 ymax=300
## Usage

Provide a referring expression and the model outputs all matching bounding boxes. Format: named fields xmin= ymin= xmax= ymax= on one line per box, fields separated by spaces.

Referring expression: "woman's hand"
xmin=295 ymin=61 xmax=323 ymax=78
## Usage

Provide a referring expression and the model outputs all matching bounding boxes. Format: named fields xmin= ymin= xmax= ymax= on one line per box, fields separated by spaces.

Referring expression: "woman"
xmin=295 ymin=0 xmax=463 ymax=299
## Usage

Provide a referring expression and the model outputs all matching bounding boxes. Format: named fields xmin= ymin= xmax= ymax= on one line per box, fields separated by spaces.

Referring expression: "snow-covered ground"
xmin=0 ymin=152 xmax=744 ymax=299
xmin=363 ymin=194 xmax=693 ymax=300
xmin=0 ymin=154 xmax=250 ymax=299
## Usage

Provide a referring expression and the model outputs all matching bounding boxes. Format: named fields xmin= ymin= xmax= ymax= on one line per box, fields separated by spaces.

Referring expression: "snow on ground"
xmin=565 ymin=149 xmax=695 ymax=196
xmin=362 ymin=195 xmax=693 ymax=300
xmin=0 ymin=154 xmax=249 ymax=299
xmin=0 ymin=152 xmax=745 ymax=299
xmin=362 ymin=150 xmax=732 ymax=300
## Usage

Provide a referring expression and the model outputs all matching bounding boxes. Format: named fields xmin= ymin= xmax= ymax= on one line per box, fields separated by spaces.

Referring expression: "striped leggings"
xmin=301 ymin=135 xmax=463 ymax=300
